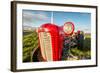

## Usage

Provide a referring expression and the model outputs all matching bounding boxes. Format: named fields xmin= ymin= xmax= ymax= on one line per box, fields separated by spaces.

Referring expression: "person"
xmin=77 ymin=31 xmax=84 ymax=50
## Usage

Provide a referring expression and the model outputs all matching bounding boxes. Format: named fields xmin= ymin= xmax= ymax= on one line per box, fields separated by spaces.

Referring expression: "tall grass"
xmin=23 ymin=31 xmax=38 ymax=62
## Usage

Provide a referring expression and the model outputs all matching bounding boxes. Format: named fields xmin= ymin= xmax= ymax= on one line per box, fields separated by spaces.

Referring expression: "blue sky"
xmin=53 ymin=11 xmax=91 ymax=33
xmin=23 ymin=10 xmax=91 ymax=33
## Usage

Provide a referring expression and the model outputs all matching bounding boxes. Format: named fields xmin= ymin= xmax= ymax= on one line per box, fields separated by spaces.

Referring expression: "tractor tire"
xmin=32 ymin=48 xmax=44 ymax=62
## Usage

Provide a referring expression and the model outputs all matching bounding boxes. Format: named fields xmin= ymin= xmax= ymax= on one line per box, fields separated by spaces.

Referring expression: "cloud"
xmin=22 ymin=11 xmax=49 ymax=26
xmin=75 ymin=25 xmax=91 ymax=33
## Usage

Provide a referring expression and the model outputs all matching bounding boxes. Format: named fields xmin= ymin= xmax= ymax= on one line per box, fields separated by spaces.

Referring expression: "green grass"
xmin=23 ymin=31 xmax=91 ymax=62
xmin=23 ymin=30 xmax=38 ymax=62
xmin=70 ymin=34 xmax=91 ymax=60
xmin=84 ymin=34 xmax=91 ymax=50
xmin=70 ymin=48 xmax=91 ymax=59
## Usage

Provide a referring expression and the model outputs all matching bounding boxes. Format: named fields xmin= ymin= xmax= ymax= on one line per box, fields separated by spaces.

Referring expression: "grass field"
xmin=23 ymin=30 xmax=39 ymax=62
xmin=70 ymin=33 xmax=91 ymax=60
xmin=23 ymin=30 xmax=91 ymax=62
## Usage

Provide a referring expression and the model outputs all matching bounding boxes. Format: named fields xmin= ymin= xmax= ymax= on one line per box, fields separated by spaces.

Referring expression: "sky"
xmin=22 ymin=10 xmax=91 ymax=33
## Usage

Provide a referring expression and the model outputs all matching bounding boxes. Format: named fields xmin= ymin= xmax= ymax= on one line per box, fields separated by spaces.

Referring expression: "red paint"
xmin=37 ymin=22 xmax=74 ymax=61
xmin=38 ymin=23 xmax=63 ymax=61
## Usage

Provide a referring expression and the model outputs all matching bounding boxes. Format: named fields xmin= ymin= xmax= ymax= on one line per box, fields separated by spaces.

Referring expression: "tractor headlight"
xmin=63 ymin=22 xmax=74 ymax=35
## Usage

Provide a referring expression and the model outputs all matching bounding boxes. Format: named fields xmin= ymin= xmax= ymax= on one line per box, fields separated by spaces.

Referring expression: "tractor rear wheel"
xmin=32 ymin=48 xmax=44 ymax=62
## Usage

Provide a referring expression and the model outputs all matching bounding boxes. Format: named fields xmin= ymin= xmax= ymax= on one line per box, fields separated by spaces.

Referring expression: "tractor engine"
xmin=37 ymin=22 xmax=75 ymax=61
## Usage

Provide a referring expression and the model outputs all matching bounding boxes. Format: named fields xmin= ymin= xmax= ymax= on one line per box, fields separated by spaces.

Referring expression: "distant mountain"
xmin=23 ymin=25 xmax=37 ymax=31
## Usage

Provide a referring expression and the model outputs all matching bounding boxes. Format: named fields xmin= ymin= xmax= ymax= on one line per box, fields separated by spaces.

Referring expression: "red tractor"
xmin=33 ymin=22 xmax=84 ymax=61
